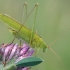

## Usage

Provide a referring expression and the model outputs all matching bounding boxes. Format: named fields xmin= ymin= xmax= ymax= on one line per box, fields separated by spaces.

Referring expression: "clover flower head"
xmin=0 ymin=43 xmax=35 ymax=70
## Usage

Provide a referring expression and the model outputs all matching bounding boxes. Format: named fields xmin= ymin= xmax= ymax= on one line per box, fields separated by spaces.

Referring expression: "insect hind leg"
xmin=29 ymin=3 xmax=39 ymax=45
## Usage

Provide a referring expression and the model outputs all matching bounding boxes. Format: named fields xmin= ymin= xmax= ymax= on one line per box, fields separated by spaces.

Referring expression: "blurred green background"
xmin=0 ymin=0 xmax=70 ymax=70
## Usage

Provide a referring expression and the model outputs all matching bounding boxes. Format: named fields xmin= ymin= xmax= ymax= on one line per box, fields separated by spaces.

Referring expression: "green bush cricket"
xmin=0 ymin=3 xmax=48 ymax=52
xmin=0 ymin=2 xmax=70 ymax=65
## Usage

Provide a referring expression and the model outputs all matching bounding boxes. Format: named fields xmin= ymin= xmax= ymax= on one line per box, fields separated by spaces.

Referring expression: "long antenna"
xmin=47 ymin=28 xmax=70 ymax=65
xmin=47 ymin=46 xmax=64 ymax=65
xmin=49 ymin=28 xmax=70 ymax=47
xmin=11 ymin=3 xmax=39 ymax=44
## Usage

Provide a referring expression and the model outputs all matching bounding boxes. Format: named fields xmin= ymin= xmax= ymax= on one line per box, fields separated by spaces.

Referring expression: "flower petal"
xmin=15 ymin=56 xmax=25 ymax=63
xmin=7 ymin=43 xmax=18 ymax=63
xmin=25 ymin=48 xmax=34 ymax=56
xmin=3 ymin=44 xmax=14 ymax=63
xmin=19 ymin=46 xmax=30 ymax=56
xmin=21 ymin=67 xmax=30 ymax=70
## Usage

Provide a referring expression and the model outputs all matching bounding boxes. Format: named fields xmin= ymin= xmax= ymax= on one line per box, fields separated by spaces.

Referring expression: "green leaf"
xmin=16 ymin=56 xmax=43 ymax=67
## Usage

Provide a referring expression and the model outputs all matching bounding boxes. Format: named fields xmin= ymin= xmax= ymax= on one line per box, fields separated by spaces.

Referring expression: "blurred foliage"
xmin=0 ymin=0 xmax=70 ymax=70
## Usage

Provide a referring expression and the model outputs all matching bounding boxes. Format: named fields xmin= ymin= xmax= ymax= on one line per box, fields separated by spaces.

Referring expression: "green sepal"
xmin=3 ymin=64 xmax=16 ymax=70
